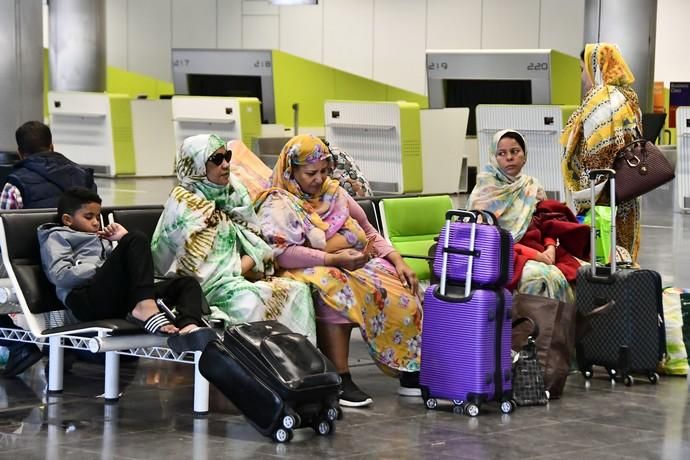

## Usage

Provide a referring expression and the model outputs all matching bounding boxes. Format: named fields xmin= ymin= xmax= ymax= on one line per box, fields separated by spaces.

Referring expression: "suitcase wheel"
xmin=648 ymin=372 xmax=659 ymax=384
xmin=424 ymin=398 xmax=438 ymax=410
xmin=272 ymin=427 xmax=293 ymax=443
xmin=623 ymin=375 xmax=634 ymax=386
xmin=325 ymin=407 xmax=339 ymax=422
xmin=281 ymin=414 xmax=298 ymax=430
xmin=464 ymin=402 xmax=480 ymax=417
xmin=313 ymin=419 xmax=335 ymax=436
xmin=452 ymin=405 xmax=464 ymax=415
xmin=581 ymin=367 xmax=593 ymax=380
xmin=606 ymin=368 xmax=617 ymax=381
xmin=500 ymin=400 xmax=515 ymax=415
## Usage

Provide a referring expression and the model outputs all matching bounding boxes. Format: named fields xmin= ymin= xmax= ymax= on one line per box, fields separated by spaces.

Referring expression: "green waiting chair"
xmin=379 ymin=195 xmax=454 ymax=281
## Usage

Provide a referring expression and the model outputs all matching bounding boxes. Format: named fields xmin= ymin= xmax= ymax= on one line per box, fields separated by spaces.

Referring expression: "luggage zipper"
xmin=499 ymin=230 xmax=511 ymax=286
xmin=494 ymin=288 xmax=505 ymax=400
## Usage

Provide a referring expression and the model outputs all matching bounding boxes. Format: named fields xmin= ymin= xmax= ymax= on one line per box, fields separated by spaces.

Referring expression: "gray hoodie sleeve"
xmin=40 ymin=231 xmax=98 ymax=290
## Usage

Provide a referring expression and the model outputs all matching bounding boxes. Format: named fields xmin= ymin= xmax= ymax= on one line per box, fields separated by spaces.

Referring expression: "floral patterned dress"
xmin=255 ymin=134 xmax=422 ymax=373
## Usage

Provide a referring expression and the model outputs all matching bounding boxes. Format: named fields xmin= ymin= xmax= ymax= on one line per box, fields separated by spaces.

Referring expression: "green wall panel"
xmin=272 ymin=50 xmax=428 ymax=128
xmin=109 ymin=94 xmax=136 ymax=175
xmin=272 ymin=50 xmax=336 ymax=128
xmin=107 ymin=67 xmax=174 ymax=99
xmin=550 ymin=50 xmax=581 ymax=106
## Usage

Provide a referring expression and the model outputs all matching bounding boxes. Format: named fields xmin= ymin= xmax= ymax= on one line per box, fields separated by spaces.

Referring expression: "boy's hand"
xmin=98 ymin=223 xmax=128 ymax=241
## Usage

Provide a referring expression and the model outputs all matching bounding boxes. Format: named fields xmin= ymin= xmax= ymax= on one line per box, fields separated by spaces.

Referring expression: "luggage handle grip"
xmin=445 ymin=209 xmax=479 ymax=222
xmin=440 ymin=211 xmax=477 ymax=297
xmin=445 ymin=209 xmax=500 ymax=227
xmin=512 ymin=316 xmax=539 ymax=340
xmin=588 ymin=168 xmax=616 ymax=180
xmin=581 ymin=299 xmax=616 ymax=318
xmin=588 ymin=168 xmax=616 ymax=275
xmin=473 ymin=209 xmax=499 ymax=226
xmin=576 ymin=299 xmax=616 ymax=340
xmin=442 ymin=247 xmax=481 ymax=257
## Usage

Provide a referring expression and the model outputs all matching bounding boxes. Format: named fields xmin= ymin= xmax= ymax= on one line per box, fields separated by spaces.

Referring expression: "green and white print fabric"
xmin=151 ymin=134 xmax=316 ymax=339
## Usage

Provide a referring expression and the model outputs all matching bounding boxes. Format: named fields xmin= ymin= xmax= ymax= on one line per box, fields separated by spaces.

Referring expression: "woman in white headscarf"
xmin=468 ymin=129 xmax=590 ymax=302
xmin=151 ymin=134 xmax=315 ymax=338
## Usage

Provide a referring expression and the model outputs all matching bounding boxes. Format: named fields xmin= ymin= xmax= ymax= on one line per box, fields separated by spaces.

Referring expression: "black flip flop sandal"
xmin=167 ymin=327 xmax=218 ymax=353
xmin=126 ymin=312 xmax=176 ymax=336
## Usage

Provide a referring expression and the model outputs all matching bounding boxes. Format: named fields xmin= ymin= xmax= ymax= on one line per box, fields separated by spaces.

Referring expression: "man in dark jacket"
xmin=0 ymin=121 xmax=96 ymax=209
xmin=0 ymin=121 xmax=96 ymax=377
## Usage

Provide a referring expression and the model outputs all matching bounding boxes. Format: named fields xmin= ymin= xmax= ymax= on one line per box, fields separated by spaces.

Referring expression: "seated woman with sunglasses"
xmin=467 ymin=129 xmax=590 ymax=302
xmin=150 ymin=134 xmax=316 ymax=337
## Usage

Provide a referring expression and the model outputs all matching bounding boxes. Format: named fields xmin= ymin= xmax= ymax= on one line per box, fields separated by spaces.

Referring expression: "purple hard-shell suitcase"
xmin=420 ymin=210 xmax=515 ymax=417
xmin=432 ymin=210 xmax=514 ymax=287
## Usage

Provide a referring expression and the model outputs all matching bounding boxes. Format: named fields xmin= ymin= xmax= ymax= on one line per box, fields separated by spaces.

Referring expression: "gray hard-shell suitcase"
xmin=575 ymin=169 xmax=665 ymax=386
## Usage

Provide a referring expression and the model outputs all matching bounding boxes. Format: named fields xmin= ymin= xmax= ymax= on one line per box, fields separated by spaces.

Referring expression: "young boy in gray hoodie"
xmin=38 ymin=187 xmax=216 ymax=349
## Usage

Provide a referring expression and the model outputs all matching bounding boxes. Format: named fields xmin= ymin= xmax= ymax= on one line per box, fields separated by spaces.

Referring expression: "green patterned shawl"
xmin=152 ymin=134 xmax=274 ymax=279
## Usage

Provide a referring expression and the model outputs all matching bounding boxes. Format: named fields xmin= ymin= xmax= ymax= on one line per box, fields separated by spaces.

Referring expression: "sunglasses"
xmin=208 ymin=150 xmax=232 ymax=166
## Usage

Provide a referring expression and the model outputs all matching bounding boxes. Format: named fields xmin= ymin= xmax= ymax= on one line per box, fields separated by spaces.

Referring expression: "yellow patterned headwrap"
xmin=254 ymin=134 xmax=361 ymax=251
xmin=270 ymin=134 xmax=337 ymax=204
xmin=560 ymin=43 xmax=641 ymax=193
xmin=584 ymin=43 xmax=635 ymax=88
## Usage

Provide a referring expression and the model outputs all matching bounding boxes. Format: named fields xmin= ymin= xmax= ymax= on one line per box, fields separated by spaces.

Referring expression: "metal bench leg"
xmin=103 ymin=402 xmax=118 ymax=452
xmin=46 ymin=395 xmax=62 ymax=460
xmin=193 ymin=417 xmax=209 ymax=459
xmin=47 ymin=336 xmax=63 ymax=394
xmin=104 ymin=351 xmax=120 ymax=402
xmin=194 ymin=351 xmax=209 ymax=416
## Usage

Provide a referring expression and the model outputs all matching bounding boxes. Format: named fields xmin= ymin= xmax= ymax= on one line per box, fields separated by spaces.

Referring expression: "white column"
xmin=584 ymin=0 xmax=658 ymax=111
xmin=49 ymin=0 xmax=106 ymax=92
xmin=0 ymin=0 xmax=43 ymax=151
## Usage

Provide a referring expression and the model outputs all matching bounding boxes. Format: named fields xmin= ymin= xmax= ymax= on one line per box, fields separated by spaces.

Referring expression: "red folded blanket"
xmin=509 ymin=200 xmax=590 ymax=290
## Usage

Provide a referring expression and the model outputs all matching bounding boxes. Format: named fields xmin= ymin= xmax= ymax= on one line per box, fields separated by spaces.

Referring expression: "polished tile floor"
xmin=0 ymin=177 xmax=688 ymax=459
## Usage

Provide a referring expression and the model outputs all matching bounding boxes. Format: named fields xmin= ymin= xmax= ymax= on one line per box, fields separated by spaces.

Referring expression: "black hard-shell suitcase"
xmin=198 ymin=321 xmax=341 ymax=442
xmin=576 ymin=169 xmax=665 ymax=386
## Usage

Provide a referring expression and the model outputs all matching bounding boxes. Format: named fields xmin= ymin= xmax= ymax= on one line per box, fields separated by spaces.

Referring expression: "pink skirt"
xmin=315 ymin=297 xmax=355 ymax=325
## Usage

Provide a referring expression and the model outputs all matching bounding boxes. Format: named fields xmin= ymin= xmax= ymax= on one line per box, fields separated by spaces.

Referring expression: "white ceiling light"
xmin=270 ymin=0 xmax=318 ymax=5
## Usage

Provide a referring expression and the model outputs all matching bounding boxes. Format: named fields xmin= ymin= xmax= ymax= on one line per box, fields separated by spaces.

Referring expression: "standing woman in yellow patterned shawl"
xmin=255 ymin=134 xmax=422 ymax=408
xmin=150 ymin=134 xmax=315 ymax=338
xmin=561 ymin=43 xmax=642 ymax=262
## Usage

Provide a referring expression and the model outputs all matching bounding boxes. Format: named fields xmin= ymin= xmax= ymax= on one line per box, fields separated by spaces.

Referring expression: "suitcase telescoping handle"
xmin=440 ymin=210 xmax=478 ymax=297
xmin=475 ymin=209 xmax=498 ymax=226
xmin=588 ymin=168 xmax=617 ymax=276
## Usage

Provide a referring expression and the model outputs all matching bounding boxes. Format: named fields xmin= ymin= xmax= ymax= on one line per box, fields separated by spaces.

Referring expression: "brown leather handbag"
xmin=511 ymin=293 xmax=613 ymax=399
xmin=612 ymin=139 xmax=674 ymax=203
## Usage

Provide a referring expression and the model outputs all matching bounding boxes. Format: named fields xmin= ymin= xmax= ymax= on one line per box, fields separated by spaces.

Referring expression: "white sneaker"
xmin=398 ymin=371 xmax=421 ymax=397
xmin=397 ymin=385 xmax=422 ymax=397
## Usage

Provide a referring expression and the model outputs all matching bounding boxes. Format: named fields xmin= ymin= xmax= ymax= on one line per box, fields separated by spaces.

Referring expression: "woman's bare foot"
xmin=132 ymin=299 xmax=178 ymax=334
xmin=179 ymin=324 xmax=200 ymax=334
